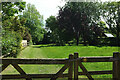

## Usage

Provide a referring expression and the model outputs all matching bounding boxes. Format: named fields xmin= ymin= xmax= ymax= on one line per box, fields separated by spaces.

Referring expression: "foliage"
xmin=2 ymin=30 xmax=22 ymax=57
xmin=1 ymin=2 xmax=31 ymax=57
xmin=101 ymin=1 xmax=120 ymax=36
xmin=21 ymin=3 xmax=45 ymax=44
xmin=2 ymin=16 xmax=32 ymax=42
xmin=2 ymin=2 xmax=26 ymax=21
xmin=2 ymin=2 xmax=28 ymax=39
xmin=57 ymin=2 xmax=102 ymax=45
xmin=42 ymin=31 xmax=51 ymax=44
xmin=100 ymin=1 xmax=120 ymax=46
xmin=45 ymin=16 xmax=63 ymax=45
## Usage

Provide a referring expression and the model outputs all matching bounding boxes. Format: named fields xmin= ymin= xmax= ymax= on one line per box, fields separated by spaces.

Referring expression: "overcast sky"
xmin=23 ymin=0 xmax=66 ymax=22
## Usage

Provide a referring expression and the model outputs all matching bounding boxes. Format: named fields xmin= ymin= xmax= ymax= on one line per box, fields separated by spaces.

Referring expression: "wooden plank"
xmin=1 ymin=74 xmax=68 ymax=79
xmin=78 ymin=70 xmax=112 ymax=75
xmin=0 ymin=64 xmax=9 ymax=73
xmin=50 ymin=63 xmax=69 ymax=80
xmin=113 ymin=52 xmax=120 ymax=80
xmin=11 ymin=64 xmax=32 ymax=80
xmin=79 ymin=57 xmax=114 ymax=62
xmin=74 ymin=53 xmax=78 ymax=80
xmin=0 ymin=58 xmax=66 ymax=64
xmin=0 ymin=57 xmax=115 ymax=64
xmin=11 ymin=64 xmax=26 ymax=75
xmin=68 ymin=54 xmax=73 ymax=80
xmin=78 ymin=62 xmax=94 ymax=80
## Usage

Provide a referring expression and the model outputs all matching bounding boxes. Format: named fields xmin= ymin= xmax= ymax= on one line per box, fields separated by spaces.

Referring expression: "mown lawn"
xmin=2 ymin=44 xmax=119 ymax=80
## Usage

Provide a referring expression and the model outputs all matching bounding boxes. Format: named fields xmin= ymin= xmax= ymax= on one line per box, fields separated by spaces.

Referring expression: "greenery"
xmin=2 ymin=30 xmax=22 ymax=57
xmin=2 ymin=45 xmax=119 ymax=79
xmin=45 ymin=16 xmax=60 ymax=44
xmin=1 ymin=1 xmax=120 ymax=79
xmin=57 ymin=2 xmax=102 ymax=46
xmin=45 ymin=1 xmax=120 ymax=46
xmin=2 ymin=1 xmax=120 ymax=57
xmin=20 ymin=3 xmax=45 ymax=45
xmin=100 ymin=2 xmax=120 ymax=46
xmin=2 ymin=2 xmax=45 ymax=56
xmin=2 ymin=2 xmax=26 ymax=21
xmin=101 ymin=2 xmax=120 ymax=37
xmin=2 ymin=2 xmax=27 ymax=56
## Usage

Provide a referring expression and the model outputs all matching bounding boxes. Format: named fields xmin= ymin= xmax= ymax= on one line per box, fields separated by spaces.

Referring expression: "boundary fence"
xmin=0 ymin=52 xmax=120 ymax=80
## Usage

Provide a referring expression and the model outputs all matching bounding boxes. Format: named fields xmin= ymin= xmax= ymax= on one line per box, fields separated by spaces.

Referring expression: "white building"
xmin=21 ymin=40 xmax=27 ymax=47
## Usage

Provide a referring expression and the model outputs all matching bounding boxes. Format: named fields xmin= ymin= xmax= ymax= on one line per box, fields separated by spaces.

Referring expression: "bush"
xmin=2 ymin=30 xmax=22 ymax=57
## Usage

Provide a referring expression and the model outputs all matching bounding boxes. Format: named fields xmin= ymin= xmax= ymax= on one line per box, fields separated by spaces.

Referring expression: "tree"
xmin=2 ymin=2 xmax=26 ymax=21
xmin=101 ymin=1 xmax=120 ymax=46
xmin=20 ymin=3 xmax=45 ymax=44
xmin=1 ymin=2 xmax=32 ymax=57
xmin=2 ymin=16 xmax=32 ymax=42
xmin=57 ymin=2 xmax=102 ymax=45
xmin=45 ymin=16 xmax=62 ymax=44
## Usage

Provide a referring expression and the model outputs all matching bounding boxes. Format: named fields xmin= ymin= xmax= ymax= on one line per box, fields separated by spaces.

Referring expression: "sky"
xmin=23 ymin=0 xmax=66 ymax=22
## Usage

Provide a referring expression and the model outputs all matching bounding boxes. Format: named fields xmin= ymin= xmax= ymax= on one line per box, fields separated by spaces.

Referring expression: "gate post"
xmin=113 ymin=52 xmax=120 ymax=80
xmin=68 ymin=54 xmax=74 ymax=80
xmin=74 ymin=53 xmax=78 ymax=80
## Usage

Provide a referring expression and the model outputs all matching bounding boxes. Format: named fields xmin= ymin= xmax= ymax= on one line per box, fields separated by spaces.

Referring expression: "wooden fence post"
xmin=113 ymin=52 xmax=120 ymax=80
xmin=68 ymin=54 xmax=74 ymax=80
xmin=74 ymin=53 xmax=78 ymax=80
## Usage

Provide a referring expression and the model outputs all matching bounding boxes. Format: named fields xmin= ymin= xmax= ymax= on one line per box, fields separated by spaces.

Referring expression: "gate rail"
xmin=0 ymin=52 xmax=120 ymax=80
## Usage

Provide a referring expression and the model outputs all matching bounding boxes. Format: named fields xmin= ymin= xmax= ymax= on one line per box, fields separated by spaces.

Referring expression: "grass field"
xmin=2 ymin=44 xmax=119 ymax=80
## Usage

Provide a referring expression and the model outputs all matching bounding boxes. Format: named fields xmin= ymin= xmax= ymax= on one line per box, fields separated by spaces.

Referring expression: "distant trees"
xmin=58 ymin=2 xmax=102 ymax=45
xmin=20 ymin=3 xmax=45 ymax=44
xmin=45 ymin=16 xmax=63 ymax=45
xmin=2 ymin=1 xmax=120 ymax=58
xmin=101 ymin=1 xmax=120 ymax=46
xmin=45 ymin=2 xmax=104 ymax=46
xmin=45 ymin=1 xmax=120 ymax=46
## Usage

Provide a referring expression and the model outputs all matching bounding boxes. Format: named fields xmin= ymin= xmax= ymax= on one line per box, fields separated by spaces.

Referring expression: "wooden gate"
xmin=0 ymin=54 xmax=74 ymax=80
xmin=0 ymin=52 xmax=120 ymax=80
xmin=73 ymin=52 xmax=120 ymax=80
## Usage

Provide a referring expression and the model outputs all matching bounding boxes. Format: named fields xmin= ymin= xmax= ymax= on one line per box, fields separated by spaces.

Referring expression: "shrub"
xmin=2 ymin=30 xmax=22 ymax=57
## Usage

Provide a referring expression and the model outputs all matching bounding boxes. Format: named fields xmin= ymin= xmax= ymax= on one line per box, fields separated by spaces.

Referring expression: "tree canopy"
xmin=2 ymin=2 xmax=26 ymax=21
xmin=57 ymin=2 xmax=103 ymax=45
xmin=20 ymin=3 xmax=45 ymax=44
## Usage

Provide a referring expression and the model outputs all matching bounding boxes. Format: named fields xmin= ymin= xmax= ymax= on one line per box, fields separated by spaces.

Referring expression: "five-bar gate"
xmin=0 ymin=52 xmax=120 ymax=80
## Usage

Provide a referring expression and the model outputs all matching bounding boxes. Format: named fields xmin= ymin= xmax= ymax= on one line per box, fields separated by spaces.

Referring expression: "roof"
xmin=104 ymin=33 xmax=114 ymax=37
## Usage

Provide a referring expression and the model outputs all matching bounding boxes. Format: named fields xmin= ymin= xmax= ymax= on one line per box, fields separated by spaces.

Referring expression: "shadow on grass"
xmin=32 ymin=44 xmax=66 ymax=48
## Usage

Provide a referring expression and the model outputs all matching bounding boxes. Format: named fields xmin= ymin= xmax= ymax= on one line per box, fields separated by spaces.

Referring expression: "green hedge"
xmin=2 ymin=30 xmax=22 ymax=57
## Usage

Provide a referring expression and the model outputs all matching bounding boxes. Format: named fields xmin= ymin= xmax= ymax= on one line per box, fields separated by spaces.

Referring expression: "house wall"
xmin=21 ymin=40 xmax=27 ymax=47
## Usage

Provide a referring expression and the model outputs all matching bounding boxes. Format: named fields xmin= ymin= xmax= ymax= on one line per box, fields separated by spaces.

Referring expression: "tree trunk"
xmin=76 ymin=32 xmax=80 ymax=46
xmin=76 ymin=37 xmax=79 ymax=46
xmin=83 ymin=37 xmax=87 ymax=46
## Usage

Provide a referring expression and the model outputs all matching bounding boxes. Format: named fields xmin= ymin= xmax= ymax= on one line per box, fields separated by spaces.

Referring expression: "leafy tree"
xmin=1 ymin=2 xmax=30 ymax=57
xmin=2 ymin=2 xmax=30 ymax=41
xmin=2 ymin=16 xmax=31 ymax=41
xmin=101 ymin=1 xmax=120 ymax=46
xmin=45 ymin=16 xmax=62 ymax=45
xmin=57 ymin=2 xmax=102 ymax=45
xmin=21 ymin=3 xmax=45 ymax=44
xmin=2 ymin=2 xmax=26 ymax=21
